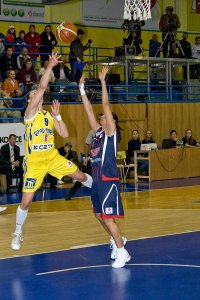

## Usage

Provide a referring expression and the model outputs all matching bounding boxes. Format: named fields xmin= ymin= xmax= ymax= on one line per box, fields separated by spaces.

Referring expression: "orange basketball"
xmin=56 ymin=22 xmax=77 ymax=44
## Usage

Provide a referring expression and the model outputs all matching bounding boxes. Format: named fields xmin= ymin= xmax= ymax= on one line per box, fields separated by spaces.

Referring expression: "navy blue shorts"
xmin=91 ymin=181 xmax=124 ymax=218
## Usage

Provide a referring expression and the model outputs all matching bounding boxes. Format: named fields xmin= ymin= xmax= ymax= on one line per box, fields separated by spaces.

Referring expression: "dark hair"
xmin=170 ymin=130 xmax=177 ymax=135
xmin=45 ymin=25 xmax=51 ymax=30
xmin=29 ymin=24 xmax=35 ymax=29
xmin=77 ymin=29 xmax=84 ymax=36
xmin=19 ymin=30 xmax=25 ymax=36
xmin=64 ymin=142 xmax=72 ymax=148
xmin=166 ymin=6 xmax=173 ymax=12
xmin=112 ymin=112 xmax=122 ymax=143
xmin=9 ymin=134 xmax=16 ymax=139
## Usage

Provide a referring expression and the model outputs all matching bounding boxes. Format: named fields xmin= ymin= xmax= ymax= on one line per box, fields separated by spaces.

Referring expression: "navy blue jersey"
xmin=90 ymin=127 xmax=119 ymax=182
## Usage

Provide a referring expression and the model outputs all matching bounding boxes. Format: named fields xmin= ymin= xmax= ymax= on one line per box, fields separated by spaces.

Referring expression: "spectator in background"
xmin=17 ymin=46 xmax=31 ymax=70
xmin=127 ymin=129 xmax=147 ymax=172
xmin=179 ymin=33 xmax=192 ymax=79
xmin=48 ymin=142 xmax=79 ymax=189
xmin=5 ymin=25 xmax=16 ymax=51
xmin=25 ymin=25 xmax=41 ymax=65
xmin=40 ymin=25 xmax=57 ymax=66
xmin=1 ymin=134 xmax=23 ymax=192
xmin=0 ymin=47 xmax=17 ymax=80
xmin=169 ymin=129 xmax=178 ymax=147
xmin=0 ymin=33 xmax=5 ymax=58
xmin=191 ymin=36 xmax=200 ymax=79
xmin=0 ymin=88 xmax=21 ymax=123
xmin=3 ymin=70 xmax=22 ymax=98
xmin=16 ymin=58 xmax=37 ymax=94
xmin=149 ymin=34 xmax=161 ymax=57
xmin=142 ymin=130 xmax=155 ymax=144
xmin=182 ymin=129 xmax=199 ymax=147
xmin=16 ymin=30 xmax=27 ymax=54
xmin=0 ymin=148 xmax=7 ymax=194
xmin=69 ymin=29 xmax=91 ymax=83
xmin=159 ymin=6 xmax=181 ymax=57
xmin=39 ymin=60 xmax=55 ymax=84
xmin=53 ymin=56 xmax=70 ymax=93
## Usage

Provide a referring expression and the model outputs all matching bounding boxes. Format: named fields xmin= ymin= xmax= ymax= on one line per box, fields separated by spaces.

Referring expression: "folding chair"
xmin=116 ymin=151 xmax=137 ymax=183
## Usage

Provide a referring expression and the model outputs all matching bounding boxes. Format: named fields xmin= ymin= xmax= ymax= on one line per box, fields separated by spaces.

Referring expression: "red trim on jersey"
xmin=102 ymin=174 xmax=119 ymax=181
xmin=101 ymin=213 xmax=124 ymax=219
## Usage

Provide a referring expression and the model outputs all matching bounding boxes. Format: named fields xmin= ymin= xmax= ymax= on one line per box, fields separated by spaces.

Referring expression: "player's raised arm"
xmin=79 ymin=75 xmax=99 ymax=132
xmin=25 ymin=52 xmax=61 ymax=118
xmin=99 ymin=66 xmax=116 ymax=136
xmin=51 ymin=100 xmax=69 ymax=138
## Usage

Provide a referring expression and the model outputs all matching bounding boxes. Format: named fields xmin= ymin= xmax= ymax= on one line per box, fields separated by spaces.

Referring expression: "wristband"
xmin=55 ymin=114 xmax=62 ymax=121
xmin=79 ymin=83 xmax=86 ymax=96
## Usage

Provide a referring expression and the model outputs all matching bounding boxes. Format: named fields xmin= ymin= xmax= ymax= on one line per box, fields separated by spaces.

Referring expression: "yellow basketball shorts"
xmin=23 ymin=149 xmax=78 ymax=192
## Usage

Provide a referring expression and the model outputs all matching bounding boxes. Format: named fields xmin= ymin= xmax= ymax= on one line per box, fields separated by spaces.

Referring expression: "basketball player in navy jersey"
xmin=79 ymin=66 xmax=131 ymax=268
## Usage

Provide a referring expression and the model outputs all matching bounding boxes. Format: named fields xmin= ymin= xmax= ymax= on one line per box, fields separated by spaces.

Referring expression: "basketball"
xmin=56 ymin=22 xmax=77 ymax=44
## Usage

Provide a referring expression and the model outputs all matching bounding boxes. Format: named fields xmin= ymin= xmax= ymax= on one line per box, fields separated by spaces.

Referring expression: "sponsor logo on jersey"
xmin=24 ymin=178 xmax=36 ymax=189
xmin=32 ymin=143 xmax=54 ymax=151
xmin=34 ymin=128 xmax=54 ymax=137
xmin=105 ymin=207 xmax=113 ymax=214
xmin=91 ymin=147 xmax=100 ymax=157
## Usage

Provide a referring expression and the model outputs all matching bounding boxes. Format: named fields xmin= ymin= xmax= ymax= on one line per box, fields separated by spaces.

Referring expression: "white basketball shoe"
xmin=112 ymin=249 xmax=131 ymax=268
xmin=110 ymin=236 xmax=127 ymax=259
xmin=0 ymin=206 xmax=7 ymax=212
xmin=11 ymin=232 xmax=23 ymax=250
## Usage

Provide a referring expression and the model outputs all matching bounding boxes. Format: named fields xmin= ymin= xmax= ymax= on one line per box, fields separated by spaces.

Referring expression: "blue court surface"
xmin=1 ymin=231 xmax=200 ymax=300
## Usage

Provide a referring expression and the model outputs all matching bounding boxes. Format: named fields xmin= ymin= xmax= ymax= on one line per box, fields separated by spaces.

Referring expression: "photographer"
xmin=159 ymin=6 xmax=181 ymax=57
xmin=69 ymin=29 xmax=92 ymax=83
xmin=122 ymin=19 xmax=145 ymax=56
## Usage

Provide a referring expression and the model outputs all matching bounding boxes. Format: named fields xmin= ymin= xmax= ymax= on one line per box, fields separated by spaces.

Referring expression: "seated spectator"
xmin=182 ymin=129 xmax=199 ymax=147
xmin=16 ymin=30 xmax=27 ymax=54
xmin=40 ymin=25 xmax=57 ymax=66
xmin=127 ymin=130 xmax=148 ymax=172
xmin=1 ymin=134 xmax=23 ymax=192
xmin=0 ymin=47 xmax=17 ymax=80
xmin=0 ymin=150 xmax=7 ymax=193
xmin=17 ymin=46 xmax=30 ymax=70
xmin=48 ymin=142 xmax=78 ymax=189
xmin=142 ymin=130 xmax=155 ymax=144
xmin=169 ymin=129 xmax=178 ymax=147
xmin=5 ymin=25 xmax=16 ymax=51
xmin=0 ymin=88 xmax=21 ymax=123
xmin=0 ymin=33 xmax=5 ymax=58
xmin=38 ymin=60 xmax=55 ymax=87
xmin=16 ymin=58 xmax=37 ymax=94
xmin=53 ymin=55 xmax=70 ymax=84
xmin=3 ymin=70 xmax=22 ymax=98
xmin=24 ymin=24 xmax=41 ymax=65
xmin=149 ymin=34 xmax=161 ymax=57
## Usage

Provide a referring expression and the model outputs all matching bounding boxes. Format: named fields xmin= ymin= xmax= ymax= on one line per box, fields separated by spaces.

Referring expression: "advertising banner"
xmin=0 ymin=123 xmax=25 ymax=156
xmin=0 ymin=0 xmax=44 ymax=22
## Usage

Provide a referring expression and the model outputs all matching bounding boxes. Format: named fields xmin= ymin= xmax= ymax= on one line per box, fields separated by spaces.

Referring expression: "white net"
xmin=123 ymin=0 xmax=151 ymax=21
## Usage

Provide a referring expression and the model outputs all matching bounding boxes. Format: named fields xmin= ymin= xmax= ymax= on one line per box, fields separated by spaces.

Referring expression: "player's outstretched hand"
xmin=51 ymin=100 xmax=60 ymax=117
xmin=48 ymin=51 xmax=62 ymax=68
xmin=79 ymin=74 xmax=85 ymax=86
xmin=99 ymin=66 xmax=109 ymax=82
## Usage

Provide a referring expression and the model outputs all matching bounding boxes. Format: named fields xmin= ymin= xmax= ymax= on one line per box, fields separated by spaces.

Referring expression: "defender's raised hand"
xmin=98 ymin=66 xmax=109 ymax=82
xmin=48 ymin=51 xmax=62 ymax=68
xmin=51 ymin=100 xmax=60 ymax=117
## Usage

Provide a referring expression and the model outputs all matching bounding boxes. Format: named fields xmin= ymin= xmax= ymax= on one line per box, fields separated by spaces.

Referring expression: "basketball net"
xmin=123 ymin=0 xmax=151 ymax=20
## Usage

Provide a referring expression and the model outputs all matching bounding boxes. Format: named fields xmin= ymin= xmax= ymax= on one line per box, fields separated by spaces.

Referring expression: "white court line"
xmin=36 ymin=263 xmax=200 ymax=276
xmin=1 ymin=229 xmax=200 ymax=261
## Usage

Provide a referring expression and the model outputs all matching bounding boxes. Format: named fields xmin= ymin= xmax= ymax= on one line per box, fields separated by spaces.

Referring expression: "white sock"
xmin=117 ymin=246 xmax=125 ymax=254
xmin=15 ymin=205 xmax=28 ymax=234
xmin=82 ymin=173 xmax=93 ymax=188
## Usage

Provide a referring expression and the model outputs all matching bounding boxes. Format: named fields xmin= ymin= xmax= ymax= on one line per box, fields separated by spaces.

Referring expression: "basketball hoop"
xmin=123 ymin=0 xmax=151 ymax=21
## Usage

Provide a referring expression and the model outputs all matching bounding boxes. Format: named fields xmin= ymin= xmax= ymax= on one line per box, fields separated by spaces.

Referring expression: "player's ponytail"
xmin=112 ymin=112 xmax=122 ymax=144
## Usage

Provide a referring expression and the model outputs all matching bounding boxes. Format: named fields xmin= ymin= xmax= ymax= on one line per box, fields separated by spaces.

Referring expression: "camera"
xmin=167 ymin=15 xmax=176 ymax=32
xmin=88 ymin=39 xmax=92 ymax=44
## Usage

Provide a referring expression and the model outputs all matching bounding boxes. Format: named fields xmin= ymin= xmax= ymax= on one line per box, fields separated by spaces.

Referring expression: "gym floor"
xmin=0 ymin=179 xmax=200 ymax=299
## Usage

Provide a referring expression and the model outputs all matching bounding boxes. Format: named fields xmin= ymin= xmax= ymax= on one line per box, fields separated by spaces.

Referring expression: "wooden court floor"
xmin=1 ymin=185 xmax=200 ymax=259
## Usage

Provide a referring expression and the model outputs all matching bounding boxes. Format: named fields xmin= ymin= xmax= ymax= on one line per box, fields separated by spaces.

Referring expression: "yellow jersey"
xmin=24 ymin=110 xmax=55 ymax=159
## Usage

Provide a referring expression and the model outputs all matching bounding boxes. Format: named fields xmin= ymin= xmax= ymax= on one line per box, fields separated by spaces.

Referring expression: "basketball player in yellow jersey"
xmin=11 ymin=52 xmax=92 ymax=250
